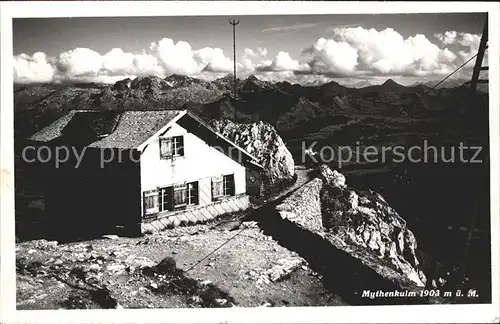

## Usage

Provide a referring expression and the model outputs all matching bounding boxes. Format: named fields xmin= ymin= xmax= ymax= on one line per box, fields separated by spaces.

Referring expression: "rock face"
xmin=112 ymin=78 xmax=132 ymax=91
xmin=276 ymin=165 xmax=427 ymax=290
xmin=210 ymin=119 xmax=295 ymax=194
xmin=318 ymin=165 xmax=426 ymax=287
xmin=276 ymin=97 xmax=322 ymax=131
xmin=130 ymin=76 xmax=172 ymax=91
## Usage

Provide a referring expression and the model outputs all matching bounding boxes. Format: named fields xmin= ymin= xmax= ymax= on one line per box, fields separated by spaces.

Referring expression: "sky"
xmin=13 ymin=13 xmax=488 ymax=86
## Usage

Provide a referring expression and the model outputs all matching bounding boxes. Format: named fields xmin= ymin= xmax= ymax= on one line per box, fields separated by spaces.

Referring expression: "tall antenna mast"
xmin=229 ymin=18 xmax=240 ymax=100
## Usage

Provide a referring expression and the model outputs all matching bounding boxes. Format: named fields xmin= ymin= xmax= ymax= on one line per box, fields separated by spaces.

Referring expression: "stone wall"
xmin=275 ymin=178 xmax=323 ymax=232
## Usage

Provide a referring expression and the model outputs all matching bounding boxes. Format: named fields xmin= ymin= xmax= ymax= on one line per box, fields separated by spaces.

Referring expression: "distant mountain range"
xmin=14 ymin=74 xmax=487 ymax=142
xmin=352 ymin=80 xmax=373 ymax=88
xmin=410 ymin=79 xmax=468 ymax=89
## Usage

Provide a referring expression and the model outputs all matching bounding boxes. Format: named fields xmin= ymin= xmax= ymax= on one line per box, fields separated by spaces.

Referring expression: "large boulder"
xmin=210 ymin=119 xmax=295 ymax=194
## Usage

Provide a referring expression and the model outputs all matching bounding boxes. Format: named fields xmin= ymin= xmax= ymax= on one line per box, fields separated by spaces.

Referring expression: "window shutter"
xmin=173 ymin=184 xmax=188 ymax=208
xmin=212 ymin=176 xmax=224 ymax=200
xmin=177 ymin=136 xmax=185 ymax=156
xmin=144 ymin=190 xmax=159 ymax=215
xmin=160 ymin=138 xmax=173 ymax=159
xmin=226 ymin=174 xmax=235 ymax=196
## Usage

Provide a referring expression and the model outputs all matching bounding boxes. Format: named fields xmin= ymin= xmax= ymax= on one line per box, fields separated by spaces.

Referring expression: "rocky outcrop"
xmin=318 ymin=165 xmax=426 ymax=287
xmin=275 ymin=97 xmax=324 ymax=131
xmin=112 ymin=78 xmax=132 ymax=91
xmin=212 ymin=74 xmax=238 ymax=92
xmin=241 ymin=75 xmax=275 ymax=92
xmin=276 ymin=165 xmax=427 ymax=292
xmin=164 ymin=74 xmax=209 ymax=89
xmin=130 ymin=76 xmax=172 ymax=91
xmin=210 ymin=119 xmax=295 ymax=194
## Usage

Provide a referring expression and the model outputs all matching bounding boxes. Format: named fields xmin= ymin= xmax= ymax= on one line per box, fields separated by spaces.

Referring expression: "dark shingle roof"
xmin=29 ymin=110 xmax=183 ymax=149
xmin=89 ymin=110 xmax=182 ymax=148
xmin=28 ymin=109 xmax=263 ymax=169
xmin=28 ymin=110 xmax=79 ymax=143
xmin=63 ymin=110 xmax=122 ymax=138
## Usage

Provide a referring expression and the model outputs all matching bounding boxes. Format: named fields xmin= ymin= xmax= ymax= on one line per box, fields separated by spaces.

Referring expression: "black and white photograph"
xmin=1 ymin=1 xmax=499 ymax=323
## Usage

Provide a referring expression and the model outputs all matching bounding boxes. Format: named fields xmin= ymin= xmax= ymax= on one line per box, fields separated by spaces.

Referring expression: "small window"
xmin=212 ymin=174 xmax=235 ymax=200
xmin=143 ymin=189 xmax=159 ymax=215
xmin=160 ymin=136 xmax=184 ymax=159
xmin=160 ymin=182 xmax=198 ymax=211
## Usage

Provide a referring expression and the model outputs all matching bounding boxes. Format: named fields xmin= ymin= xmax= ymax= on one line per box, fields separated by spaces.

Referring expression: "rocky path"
xmin=261 ymin=165 xmax=312 ymax=203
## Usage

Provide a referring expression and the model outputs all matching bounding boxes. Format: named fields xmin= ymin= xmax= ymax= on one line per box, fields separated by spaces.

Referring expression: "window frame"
xmin=212 ymin=174 xmax=235 ymax=201
xmin=187 ymin=182 xmax=199 ymax=206
xmin=159 ymin=135 xmax=184 ymax=159
xmin=158 ymin=181 xmax=198 ymax=212
xmin=172 ymin=136 xmax=184 ymax=157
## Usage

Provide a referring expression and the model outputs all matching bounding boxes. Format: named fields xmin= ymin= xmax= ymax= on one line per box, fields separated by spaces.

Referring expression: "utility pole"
xmin=469 ymin=16 xmax=488 ymax=98
xmin=228 ymin=18 xmax=240 ymax=121
xmin=229 ymin=18 xmax=239 ymax=99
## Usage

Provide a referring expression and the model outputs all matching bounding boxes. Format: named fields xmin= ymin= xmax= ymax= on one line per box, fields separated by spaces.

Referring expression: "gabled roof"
xmin=28 ymin=109 xmax=263 ymax=169
xmin=29 ymin=110 xmax=184 ymax=149
xmin=28 ymin=110 xmax=80 ymax=143
xmin=89 ymin=110 xmax=185 ymax=149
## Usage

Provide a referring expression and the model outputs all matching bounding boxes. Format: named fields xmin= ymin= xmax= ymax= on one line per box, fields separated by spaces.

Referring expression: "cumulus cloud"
xmin=239 ymin=47 xmax=270 ymax=73
xmin=257 ymin=47 xmax=268 ymax=57
xmin=150 ymin=38 xmax=202 ymax=75
xmin=13 ymin=27 xmax=484 ymax=84
xmin=244 ymin=48 xmax=258 ymax=58
xmin=102 ymin=48 xmax=135 ymax=74
xmin=435 ymin=31 xmax=481 ymax=50
xmin=434 ymin=30 xmax=485 ymax=67
xmin=13 ymin=37 xmax=238 ymax=83
xmin=243 ymin=47 xmax=268 ymax=58
xmin=458 ymin=32 xmax=481 ymax=49
xmin=257 ymin=51 xmax=309 ymax=72
xmin=298 ymin=26 xmax=470 ymax=78
xmin=14 ymin=52 xmax=56 ymax=83
xmin=301 ymin=37 xmax=359 ymax=76
xmin=196 ymin=47 xmax=233 ymax=73
xmin=434 ymin=31 xmax=457 ymax=45
xmin=56 ymin=48 xmax=103 ymax=76
xmin=131 ymin=53 xmax=163 ymax=76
